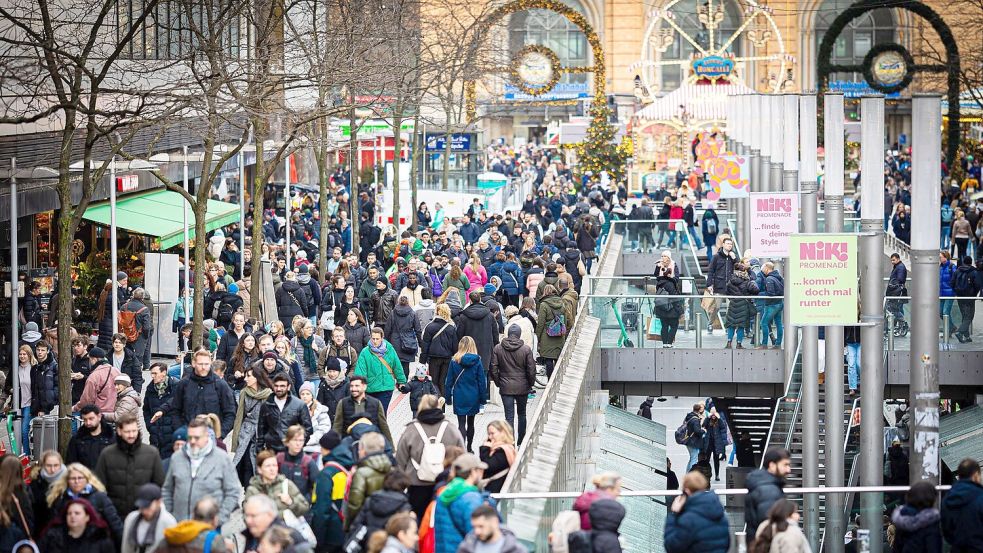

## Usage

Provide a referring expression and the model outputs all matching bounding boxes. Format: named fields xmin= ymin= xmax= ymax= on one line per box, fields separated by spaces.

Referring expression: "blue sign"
xmin=426 ymin=133 xmax=472 ymax=152
xmin=828 ymin=80 xmax=901 ymax=99
xmin=692 ymin=56 xmax=734 ymax=80
xmin=504 ymin=82 xmax=590 ymax=101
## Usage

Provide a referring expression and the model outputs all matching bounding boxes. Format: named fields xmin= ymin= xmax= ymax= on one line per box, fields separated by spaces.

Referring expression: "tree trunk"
xmin=410 ymin=115 xmax=420 ymax=232
xmin=316 ymin=119 xmax=331 ymax=269
xmin=249 ymin=122 xmax=268 ymax=317
xmin=191 ymin=200 xmax=208 ymax=350
xmin=55 ymin=183 xmax=76 ymax=456
xmin=349 ymin=108 xmax=360 ymax=260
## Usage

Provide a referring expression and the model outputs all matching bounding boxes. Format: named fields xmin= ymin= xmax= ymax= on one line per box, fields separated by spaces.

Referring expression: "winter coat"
xmin=434 ymin=478 xmax=491 ymax=553
xmin=535 ymin=295 xmax=568 ymax=359
xmin=230 ymin=391 xmax=266 ymax=470
xmin=940 ymin=261 xmax=957 ymax=297
xmin=345 ymin=322 xmax=371 ymax=353
xmin=703 ymin=416 xmax=729 ymax=456
xmin=498 ymin=261 xmax=523 ymax=296
xmin=525 ymin=268 xmax=545 ymax=299
xmin=477 ymin=444 xmax=514 ymax=493
xmin=144 ymin=376 xmax=181 ymax=459
xmin=371 ymin=288 xmax=398 ymax=330
xmin=683 ymin=412 xmax=706 ymax=449
xmin=243 ymin=474 xmax=310 ymax=517
xmin=316 ymin=377 xmax=349 ymax=420
xmin=358 ymin=276 xmax=380 ymax=317
xmin=398 ymin=377 xmax=439 ymax=414
xmin=29 ymin=475 xmax=55 ymax=532
xmin=395 ymin=409 xmax=465 ymax=487
xmin=457 ymin=528 xmax=526 ymax=553
xmin=104 ymin=386 xmax=143 ymax=430
xmin=344 ymin=452 xmax=393 ymax=529
xmin=95 ymin=439 xmax=166 ymax=518
xmin=30 ymin=354 xmax=59 ymax=413
xmin=420 ymin=318 xmax=458 ymax=363
xmin=663 ymin=490 xmax=730 ymax=553
xmin=706 ymin=249 xmax=737 ymax=293
xmin=332 ymin=395 xmax=393 ymax=444
xmin=310 ymin=442 xmax=355 ymax=549
xmin=398 ymin=285 xmax=425 ymax=308
xmin=256 ymin=394 xmax=314 ymax=452
xmin=464 ymin=265 xmax=488 ymax=296
xmin=291 ymin=334 xmax=326 ymax=380
xmin=120 ymin=506 xmax=177 ymax=553
xmin=941 ymin=479 xmax=983 ymax=552
xmin=162 ymin=441 xmax=242 ymax=524
xmin=66 ymin=422 xmax=116 ymax=469
xmin=353 ymin=340 xmax=406 ymax=394
xmin=75 ymin=363 xmax=121 ymax=414
xmin=160 ymin=371 xmax=237 ymax=434
xmin=414 ymin=299 xmax=436 ymax=329
xmin=754 ymin=519 xmax=812 ymax=553
xmin=275 ymin=280 xmax=310 ymax=328
xmin=505 ymin=314 xmax=536 ymax=352
xmin=584 ymin=498 xmax=625 ymax=553
xmin=654 ymin=276 xmax=685 ymax=320
xmin=305 ymin=401 xmax=333 ymax=452
xmin=350 ymin=489 xmax=412 ymax=538
xmin=333 ymin=299 xmax=359 ymax=328
xmin=744 ymin=469 xmax=785 ymax=532
xmin=39 ymin=525 xmax=115 ymax=553
xmin=725 ymin=272 xmax=759 ymax=329
xmin=454 ymin=303 xmax=500 ymax=369
xmin=490 ymin=337 xmax=536 ymax=396
xmin=386 ymin=305 xmax=423 ymax=363
xmin=49 ymin=487 xmax=124 ymax=545
xmin=891 ymin=505 xmax=942 ymax=553
xmin=446 ymin=353 xmax=487 ymax=416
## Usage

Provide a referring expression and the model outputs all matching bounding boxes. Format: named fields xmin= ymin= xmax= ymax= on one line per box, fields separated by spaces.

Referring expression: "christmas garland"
xmin=509 ymin=45 xmax=562 ymax=96
xmin=861 ymin=43 xmax=914 ymax=94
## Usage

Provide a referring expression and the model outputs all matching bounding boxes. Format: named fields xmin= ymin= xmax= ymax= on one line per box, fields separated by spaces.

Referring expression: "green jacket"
xmin=441 ymin=273 xmax=470 ymax=305
xmin=343 ymin=452 xmax=392 ymax=530
xmin=243 ymin=474 xmax=310 ymax=518
xmin=535 ymin=296 xmax=568 ymax=359
xmin=353 ymin=341 xmax=406 ymax=394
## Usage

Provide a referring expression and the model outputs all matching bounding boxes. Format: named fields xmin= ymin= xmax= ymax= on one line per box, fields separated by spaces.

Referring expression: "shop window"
xmin=508 ymin=0 xmax=590 ymax=86
xmin=815 ymin=0 xmax=895 ymax=81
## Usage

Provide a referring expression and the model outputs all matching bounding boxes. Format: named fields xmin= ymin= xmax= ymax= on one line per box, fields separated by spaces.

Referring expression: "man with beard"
xmin=95 ymin=414 xmax=166 ymax=517
xmin=457 ymin=504 xmax=525 ymax=553
xmin=332 ymin=375 xmax=393 ymax=444
xmin=162 ymin=418 xmax=242 ymax=524
xmin=256 ymin=375 xmax=313 ymax=453
xmin=743 ymin=447 xmax=791 ymax=543
xmin=66 ymin=404 xmax=117 ymax=469
xmin=150 ymin=349 xmax=236 ymax=434
xmin=120 ymin=483 xmax=177 ymax=553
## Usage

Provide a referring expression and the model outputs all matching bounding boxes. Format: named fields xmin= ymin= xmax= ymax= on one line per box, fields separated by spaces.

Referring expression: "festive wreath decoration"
xmin=861 ymin=43 xmax=914 ymax=94
xmin=510 ymin=45 xmax=562 ymax=96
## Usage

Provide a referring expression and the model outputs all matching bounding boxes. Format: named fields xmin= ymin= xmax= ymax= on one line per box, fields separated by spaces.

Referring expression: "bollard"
xmin=754 ymin=312 xmax=762 ymax=346
xmin=887 ymin=312 xmax=895 ymax=351
xmin=943 ymin=314 xmax=951 ymax=345
xmin=695 ymin=298 xmax=703 ymax=349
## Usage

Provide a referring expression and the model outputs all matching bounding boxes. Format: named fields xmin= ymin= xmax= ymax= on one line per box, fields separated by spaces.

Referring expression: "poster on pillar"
xmin=750 ymin=192 xmax=799 ymax=258
xmin=788 ymin=234 xmax=859 ymax=326
xmin=706 ymin=155 xmax=749 ymax=200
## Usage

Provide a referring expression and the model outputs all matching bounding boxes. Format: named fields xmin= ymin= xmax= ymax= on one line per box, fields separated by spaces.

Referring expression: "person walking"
xmin=940 ymin=251 xmax=958 ymax=337
xmin=45 ymin=464 xmax=124 ymax=546
xmin=332 ymin=375 xmax=394 ymax=444
xmin=161 ymin=418 xmax=242 ymax=525
xmin=121 ymin=289 xmax=152 ymax=374
xmin=119 ymin=483 xmax=177 ymax=553
xmin=395 ymin=394 xmax=465 ymax=519
xmin=108 ymin=334 xmax=143 ymax=398
xmin=702 ymin=408 xmax=730 ymax=482
xmin=744 ymin=448 xmax=791 ymax=540
xmin=275 ymin=272 xmax=311 ymax=330
xmin=94 ymin=414 xmax=166 ymax=518
xmin=229 ymin=367 xmax=273 ymax=485
xmin=344 ymin=432 xmax=393 ymax=530
xmin=654 ymin=251 xmax=684 ymax=348
xmin=353 ymin=327 xmax=406 ymax=414
xmin=681 ymin=403 xmax=707 ymax=471
xmin=433 ymin=454 xmax=491 ymax=553
xmin=420 ymin=304 xmax=457 ymax=398
xmin=243 ymin=450 xmax=310 ymax=519
xmin=16 ymin=345 xmax=35 ymax=452
xmin=67 ymin=406 xmax=117 ymax=470
xmin=456 ymin=504 xmax=526 ymax=553
xmin=292 ymin=319 xmax=326 ymax=393
xmin=663 ymin=472 xmax=730 ymax=553
xmin=39 ymin=498 xmax=116 ymax=553
xmin=386 ymin=296 xmax=423 ymax=378
xmin=535 ymin=285 xmax=567 ymax=379
xmin=752 ymin=499 xmax=811 ymax=553
xmin=310 ymin=431 xmax=354 ymax=552
xmin=490 ymin=325 xmax=536 ymax=445
xmin=150 ymin=350 xmax=237 ymax=434
xmin=724 ymin=262 xmax=759 ymax=349
xmin=759 ymin=262 xmax=785 ymax=349
xmin=446 ymin=337 xmax=488 ymax=452
xmin=941 ymin=458 xmax=983 ymax=552
xmin=145 ymin=363 xmax=181 ymax=460
xmin=890 ymin=480 xmax=942 ymax=553
xmin=573 ymin=472 xmax=622 ymax=530
xmin=951 ymin=255 xmax=981 ymax=343
xmin=453 ymin=290 xmax=500 ymax=379
xmin=256 ymin=374 xmax=314 ymax=453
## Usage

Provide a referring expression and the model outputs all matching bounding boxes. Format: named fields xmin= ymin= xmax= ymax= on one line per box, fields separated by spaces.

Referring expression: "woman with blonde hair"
xmin=16 ymin=345 xmax=35 ymax=450
xmin=46 ymin=463 xmax=123 ymax=544
xmin=395 ymin=394 xmax=464 ymax=518
xmin=445 ymin=336 xmax=487 ymax=451
xmin=420 ymin=303 xmax=458 ymax=398
xmin=464 ymin=255 xmax=488 ymax=299
xmin=30 ymin=450 xmax=64 ymax=530
xmin=274 ymin=335 xmax=303 ymax=392
xmin=479 ymin=420 xmax=517 ymax=493
xmin=573 ymin=471 xmax=622 ymax=529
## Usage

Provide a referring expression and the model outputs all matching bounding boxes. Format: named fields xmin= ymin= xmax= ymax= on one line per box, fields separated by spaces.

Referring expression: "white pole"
xmin=110 ymin=157 xmax=119 ymax=335
xmin=9 ymin=158 xmax=20 ymax=450
xmin=239 ymin=149 xmax=246 ymax=278
xmin=285 ymin=155 xmax=291 ymax=270
xmin=182 ymin=147 xmax=190 ymax=338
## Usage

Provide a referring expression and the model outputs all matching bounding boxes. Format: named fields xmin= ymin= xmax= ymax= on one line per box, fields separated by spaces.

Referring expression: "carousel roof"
xmin=635 ymin=81 xmax=756 ymax=122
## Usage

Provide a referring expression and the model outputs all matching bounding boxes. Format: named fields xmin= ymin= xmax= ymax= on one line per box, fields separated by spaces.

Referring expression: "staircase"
xmin=713 ymin=398 xmax=773 ymax=463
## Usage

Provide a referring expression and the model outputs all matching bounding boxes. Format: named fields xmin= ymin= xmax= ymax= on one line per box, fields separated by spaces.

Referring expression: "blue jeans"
xmin=760 ymin=304 xmax=784 ymax=346
xmin=20 ymin=407 xmax=31 ymax=455
xmin=686 ymin=445 xmax=701 ymax=471
xmin=846 ymin=343 xmax=861 ymax=390
xmin=941 ymin=226 xmax=952 ymax=249
xmin=726 ymin=327 xmax=745 ymax=343
xmin=940 ymin=299 xmax=956 ymax=333
xmin=687 ymin=227 xmax=704 ymax=249
xmin=369 ymin=391 xmax=392 ymax=414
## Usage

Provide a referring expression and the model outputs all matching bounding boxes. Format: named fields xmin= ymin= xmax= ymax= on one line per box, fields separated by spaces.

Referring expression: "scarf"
xmin=154 ymin=379 xmax=169 ymax=398
xmin=491 ymin=443 xmax=518 ymax=467
xmin=369 ymin=341 xmax=387 ymax=357
xmin=41 ymin=465 xmax=66 ymax=484
xmin=299 ymin=334 xmax=318 ymax=374
xmin=67 ymin=484 xmax=94 ymax=499
xmin=323 ymin=372 xmax=347 ymax=388
xmin=230 ymin=386 xmax=272 ymax=453
xmin=127 ymin=508 xmax=161 ymax=549
xmin=184 ymin=438 xmax=215 ymax=478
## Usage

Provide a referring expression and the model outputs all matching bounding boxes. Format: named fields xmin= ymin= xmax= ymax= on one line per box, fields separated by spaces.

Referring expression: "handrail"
xmin=684 ymin=230 xmax=706 ymax=279
xmin=759 ymin=337 xmax=803 ymax=469
xmin=492 ymin=484 xmax=950 ymax=500
xmin=819 ymin=396 xmax=863 ymax=552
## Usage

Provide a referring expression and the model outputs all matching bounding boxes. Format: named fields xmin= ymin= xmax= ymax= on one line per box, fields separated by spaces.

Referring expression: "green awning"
xmin=82 ymin=189 xmax=241 ymax=250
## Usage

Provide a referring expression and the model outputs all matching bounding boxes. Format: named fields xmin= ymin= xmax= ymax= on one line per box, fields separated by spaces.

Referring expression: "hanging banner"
xmin=750 ymin=192 xmax=799 ymax=258
xmin=788 ymin=234 xmax=859 ymax=325
xmin=706 ymin=154 xmax=750 ymax=199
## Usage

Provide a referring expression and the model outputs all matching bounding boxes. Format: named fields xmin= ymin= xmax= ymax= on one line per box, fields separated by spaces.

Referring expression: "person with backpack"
xmin=310 ymin=430 xmax=353 ymax=552
xmin=567 ymin=498 xmax=625 ymax=553
xmin=759 ymin=262 xmax=785 ymax=349
xmin=420 ymin=304 xmax=458 ymax=399
xmin=663 ymin=471 xmax=729 ymax=553
xmin=677 ymin=403 xmax=707 ymax=471
xmin=119 ymin=288 xmax=152 ymax=372
xmin=276 ymin=424 xmax=320 ymax=499
xmin=348 ymin=470 xmax=413 ymax=550
xmin=535 ymin=284 xmax=567 ymax=380
xmin=395 ymin=394 xmax=465 ymax=519
xmin=653 ymin=252 xmax=684 ymax=348
xmin=942 ymin=201 xmax=955 ymax=250
xmin=490 ymin=325 xmax=536 ymax=445
xmin=951 ymin=256 xmax=981 ymax=343
xmin=386 ymin=295 xmax=423 ymax=378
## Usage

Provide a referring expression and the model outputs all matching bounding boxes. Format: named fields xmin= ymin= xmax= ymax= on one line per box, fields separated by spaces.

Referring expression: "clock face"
xmin=516 ymin=51 xmax=554 ymax=87
xmin=871 ymin=50 xmax=907 ymax=87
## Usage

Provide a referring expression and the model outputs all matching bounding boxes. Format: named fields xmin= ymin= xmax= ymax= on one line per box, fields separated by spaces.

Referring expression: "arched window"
xmin=509 ymin=0 xmax=589 ymax=85
xmin=815 ymin=0 xmax=895 ymax=81
xmin=649 ymin=0 xmax=744 ymax=93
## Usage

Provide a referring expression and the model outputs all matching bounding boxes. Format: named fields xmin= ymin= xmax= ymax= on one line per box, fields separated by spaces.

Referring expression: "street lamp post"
xmin=8 ymin=158 xmax=18 ymax=450
xmin=110 ymin=157 xmax=119 ymax=335
xmin=182 ymin=148 xmax=191 ymax=355
xmin=285 ymin=155 xmax=291 ymax=270
xmin=909 ymin=94 xmax=942 ymax=484
xmin=769 ymin=95 xmax=784 ymax=195
xmin=859 ymin=95 xmax=886 ymax=553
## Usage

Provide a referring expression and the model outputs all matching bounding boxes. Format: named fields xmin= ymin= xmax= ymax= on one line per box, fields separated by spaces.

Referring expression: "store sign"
xmin=116 ymin=175 xmax=139 ymax=192
xmin=692 ymin=56 xmax=734 ymax=81
xmin=425 ymin=133 xmax=471 ymax=152
xmin=870 ymin=50 xmax=907 ymax=87
xmin=788 ymin=234 xmax=859 ymax=325
xmin=339 ymin=120 xmax=414 ymax=138
xmin=827 ymin=80 xmax=901 ymax=99
xmin=504 ymin=82 xmax=590 ymax=101
xmin=706 ymin=155 xmax=749 ymax=199
xmin=750 ymin=192 xmax=799 ymax=258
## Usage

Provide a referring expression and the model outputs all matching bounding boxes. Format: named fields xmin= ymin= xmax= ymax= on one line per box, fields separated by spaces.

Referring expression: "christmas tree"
xmin=575 ymin=96 xmax=630 ymax=184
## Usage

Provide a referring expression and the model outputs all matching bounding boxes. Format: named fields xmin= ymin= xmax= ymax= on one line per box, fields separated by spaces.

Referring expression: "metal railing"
xmin=759 ymin=338 xmax=803 ymax=469
xmin=492 ymin=484 xmax=951 ymax=501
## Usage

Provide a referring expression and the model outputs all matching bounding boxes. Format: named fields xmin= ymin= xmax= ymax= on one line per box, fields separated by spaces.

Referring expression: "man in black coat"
xmin=150 ymin=350 xmax=237 ymax=433
xmin=94 ymin=414 xmax=165 ymax=517
xmin=65 ymin=405 xmax=116 ymax=469
xmin=453 ymin=291 xmax=500 ymax=373
xmin=706 ymin=236 xmax=737 ymax=293
xmin=489 ymin=325 xmax=536 ymax=445
xmin=256 ymin=375 xmax=314 ymax=452
xmin=941 ymin=458 xmax=983 ymax=553
xmin=144 ymin=363 xmax=181 ymax=459
xmin=275 ymin=272 xmax=310 ymax=329
xmin=743 ymin=447 xmax=790 ymax=541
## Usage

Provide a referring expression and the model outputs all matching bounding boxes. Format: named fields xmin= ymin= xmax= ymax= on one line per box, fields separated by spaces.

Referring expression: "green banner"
xmin=788 ymin=234 xmax=859 ymax=326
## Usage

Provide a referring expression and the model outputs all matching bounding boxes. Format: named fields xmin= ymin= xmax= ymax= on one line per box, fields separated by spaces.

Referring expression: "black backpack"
xmin=953 ymin=269 xmax=975 ymax=296
xmin=567 ymin=530 xmax=594 ymax=553
xmin=214 ymin=300 xmax=234 ymax=323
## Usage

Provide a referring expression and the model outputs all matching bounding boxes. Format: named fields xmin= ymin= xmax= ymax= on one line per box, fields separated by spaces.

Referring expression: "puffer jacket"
xmin=344 ymin=452 xmax=393 ymax=529
xmin=30 ymin=354 xmax=59 ymax=413
xmin=654 ymin=276 xmax=685 ymax=320
xmin=891 ymin=505 xmax=942 ymax=553
xmin=104 ymin=386 xmax=143 ymax=430
xmin=256 ymin=395 xmax=314 ymax=452
xmin=305 ymin=401 xmax=333 ymax=453
xmin=420 ymin=318 xmax=458 ymax=363
xmin=353 ymin=340 xmax=406 ymax=394
xmin=66 ymin=422 xmax=116 ymax=469
xmin=743 ymin=469 xmax=785 ymax=532
xmin=725 ymin=271 xmax=759 ymax=329
xmin=395 ymin=409 xmax=466 ymax=487
xmin=310 ymin=442 xmax=355 ymax=549
xmin=535 ymin=295 xmax=568 ymax=359
xmin=940 ymin=261 xmax=957 ymax=297
xmin=144 ymin=376 xmax=181 ymax=459
xmin=434 ymin=477 xmax=492 ymax=553
xmin=244 ymin=474 xmax=310 ymax=517
xmin=664 ymin=490 xmax=730 ymax=553
xmin=160 ymin=371 xmax=237 ymax=434
xmin=50 ymin=487 xmax=124 ymax=545
xmin=499 ymin=261 xmax=523 ymax=297
xmin=316 ymin=376 xmax=349 ymax=420
xmin=386 ymin=304 xmax=423 ymax=363
xmin=490 ymin=336 xmax=536 ymax=396
xmin=371 ymin=286 xmax=398 ymax=330
xmin=446 ymin=353 xmax=487 ymax=417
xmin=350 ymin=489 xmax=412 ymax=539
xmin=275 ymin=279 xmax=310 ymax=328
xmin=344 ymin=322 xmax=371 ymax=353
xmin=941 ymin=479 xmax=983 ymax=552
xmin=94 ymin=439 xmax=166 ymax=518
xmin=586 ymin=498 xmax=625 ymax=553
xmin=525 ymin=267 xmax=545 ymax=298
xmin=573 ymin=490 xmax=614 ymax=530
